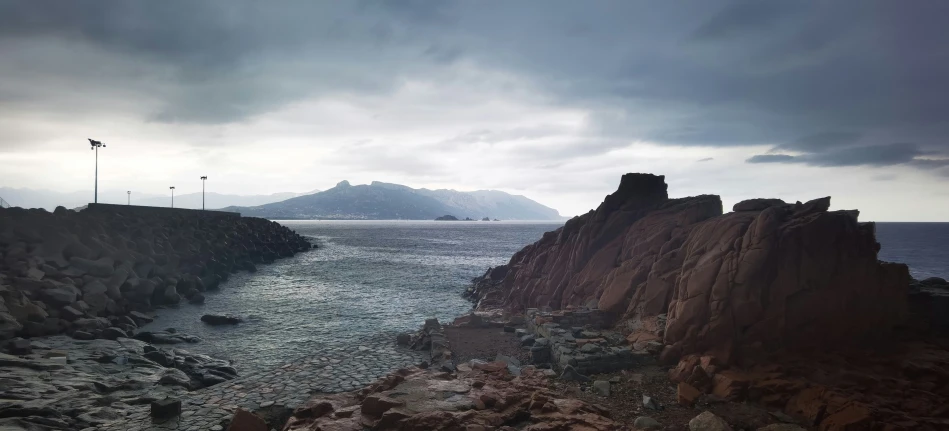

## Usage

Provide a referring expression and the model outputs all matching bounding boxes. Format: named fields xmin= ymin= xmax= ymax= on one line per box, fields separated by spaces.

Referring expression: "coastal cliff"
xmin=468 ymin=173 xmax=910 ymax=363
xmin=462 ymin=173 xmax=949 ymax=429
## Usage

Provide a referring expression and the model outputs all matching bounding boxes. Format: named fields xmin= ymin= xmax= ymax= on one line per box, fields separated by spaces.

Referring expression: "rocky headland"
xmin=0 ymin=203 xmax=312 ymax=429
xmin=461 ymin=173 xmax=949 ymax=430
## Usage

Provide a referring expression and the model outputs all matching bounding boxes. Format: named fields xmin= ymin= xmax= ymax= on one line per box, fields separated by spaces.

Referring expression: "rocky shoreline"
xmin=0 ymin=204 xmax=313 ymax=429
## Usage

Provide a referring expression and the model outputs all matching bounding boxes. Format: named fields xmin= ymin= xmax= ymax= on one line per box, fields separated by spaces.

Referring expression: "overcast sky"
xmin=1 ymin=1 xmax=947 ymax=221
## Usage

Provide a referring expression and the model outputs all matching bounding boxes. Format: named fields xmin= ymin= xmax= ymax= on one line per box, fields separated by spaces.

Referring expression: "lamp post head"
xmin=200 ymin=176 xmax=207 ymax=180
xmin=170 ymin=186 xmax=175 ymax=190
xmin=88 ymin=139 xmax=105 ymax=148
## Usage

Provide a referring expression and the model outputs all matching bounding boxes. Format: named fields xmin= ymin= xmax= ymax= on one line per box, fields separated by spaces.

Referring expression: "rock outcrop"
xmin=0 ymin=205 xmax=312 ymax=340
xmin=283 ymin=364 xmax=622 ymax=431
xmin=469 ymin=173 xmax=910 ymax=364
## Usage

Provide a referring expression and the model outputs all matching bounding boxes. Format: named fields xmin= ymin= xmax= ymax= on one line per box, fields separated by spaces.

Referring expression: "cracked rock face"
xmin=284 ymin=364 xmax=622 ymax=431
xmin=469 ymin=173 xmax=909 ymax=364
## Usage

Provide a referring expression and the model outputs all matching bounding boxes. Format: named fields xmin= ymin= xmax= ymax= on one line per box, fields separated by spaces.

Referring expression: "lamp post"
xmin=127 ymin=191 xmax=131 ymax=205
xmin=169 ymin=186 xmax=175 ymax=208
xmin=200 ymin=176 xmax=208 ymax=210
xmin=88 ymin=139 xmax=106 ymax=203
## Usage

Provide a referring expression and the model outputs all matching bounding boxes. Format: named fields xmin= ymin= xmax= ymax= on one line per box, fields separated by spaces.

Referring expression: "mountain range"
xmin=223 ymin=180 xmax=562 ymax=220
xmin=0 ymin=187 xmax=316 ymax=211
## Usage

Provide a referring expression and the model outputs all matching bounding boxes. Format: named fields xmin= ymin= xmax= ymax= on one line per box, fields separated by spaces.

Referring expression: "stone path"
xmin=93 ymin=344 xmax=425 ymax=431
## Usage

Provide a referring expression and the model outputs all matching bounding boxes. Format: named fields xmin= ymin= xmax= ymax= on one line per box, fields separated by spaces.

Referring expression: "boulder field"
xmin=0 ymin=205 xmax=312 ymax=341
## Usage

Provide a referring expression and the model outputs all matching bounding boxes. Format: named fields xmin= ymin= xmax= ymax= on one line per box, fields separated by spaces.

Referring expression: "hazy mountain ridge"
xmin=0 ymin=187 xmax=316 ymax=211
xmin=225 ymin=180 xmax=562 ymax=220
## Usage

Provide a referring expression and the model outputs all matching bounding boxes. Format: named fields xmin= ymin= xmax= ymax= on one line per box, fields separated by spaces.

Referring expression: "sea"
xmin=143 ymin=220 xmax=948 ymax=374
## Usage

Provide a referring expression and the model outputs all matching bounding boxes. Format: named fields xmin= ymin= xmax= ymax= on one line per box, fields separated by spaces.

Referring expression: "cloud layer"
xmin=1 ymin=0 xmax=948 ymax=220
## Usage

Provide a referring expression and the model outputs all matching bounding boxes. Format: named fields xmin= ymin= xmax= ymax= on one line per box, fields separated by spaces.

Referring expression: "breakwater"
xmin=1 ymin=204 xmax=312 ymax=340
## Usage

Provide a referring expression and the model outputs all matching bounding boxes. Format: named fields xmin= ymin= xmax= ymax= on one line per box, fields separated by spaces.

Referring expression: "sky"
xmin=1 ymin=1 xmax=947 ymax=221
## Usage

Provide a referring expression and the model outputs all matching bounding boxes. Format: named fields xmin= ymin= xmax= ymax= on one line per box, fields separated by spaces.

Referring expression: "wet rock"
xmin=128 ymin=311 xmax=153 ymax=325
xmin=689 ymin=411 xmax=733 ymax=431
xmin=188 ymin=292 xmax=206 ymax=304
xmin=201 ymin=314 xmax=243 ymax=325
xmin=100 ymin=327 xmax=127 ymax=340
xmin=6 ymin=337 xmax=32 ymax=354
xmin=72 ymin=330 xmax=94 ymax=340
xmin=396 ymin=333 xmax=411 ymax=345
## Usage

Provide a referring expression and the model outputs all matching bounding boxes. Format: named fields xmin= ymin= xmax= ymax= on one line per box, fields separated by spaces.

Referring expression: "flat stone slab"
xmin=93 ymin=342 xmax=425 ymax=430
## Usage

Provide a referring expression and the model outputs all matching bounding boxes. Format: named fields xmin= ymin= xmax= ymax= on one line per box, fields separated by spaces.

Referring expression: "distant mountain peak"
xmin=224 ymin=180 xmax=562 ymax=220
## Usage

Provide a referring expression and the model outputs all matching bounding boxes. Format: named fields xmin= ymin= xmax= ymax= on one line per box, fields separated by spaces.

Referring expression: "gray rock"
xmin=188 ymin=292 xmax=206 ymax=304
xmin=592 ymin=380 xmax=610 ymax=396
xmin=689 ymin=411 xmax=732 ymax=431
xmin=26 ymin=268 xmax=45 ymax=280
xmin=520 ymin=334 xmax=536 ymax=346
xmin=634 ymin=416 xmax=662 ymax=430
xmin=579 ymin=343 xmax=602 ymax=353
xmin=158 ymin=368 xmax=192 ymax=389
xmin=533 ymin=337 xmax=550 ymax=347
xmin=72 ymin=330 xmax=95 ymax=340
xmin=200 ymin=314 xmax=242 ymax=325
xmin=100 ymin=327 xmax=127 ymax=340
xmin=7 ymin=338 xmax=32 ymax=354
xmin=643 ymin=394 xmax=660 ymax=410
xmin=396 ymin=333 xmax=411 ymax=345
xmin=129 ymin=311 xmax=154 ymax=325
xmin=68 ymin=257 xmax=115 ymax=278
xmin=60 ymin=306 xmax=83 ymax=321
xmin=559 ymin=365 xmax=591 ymax=382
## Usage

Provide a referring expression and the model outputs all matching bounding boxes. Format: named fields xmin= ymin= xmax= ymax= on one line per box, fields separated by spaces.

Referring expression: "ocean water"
xmin=143 ymin=221 xmax=562 ymax=374
xmin=876 ymin=222 xmax=949 ymax=280
xmin=142 ymin=220 xmax=948 ymax=374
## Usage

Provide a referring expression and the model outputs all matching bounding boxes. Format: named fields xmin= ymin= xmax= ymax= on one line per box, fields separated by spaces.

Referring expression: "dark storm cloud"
xmin=1 ymin=0 xmax=948 ymax=174
xmin=746 ymin=143 xmax=949 ymax=169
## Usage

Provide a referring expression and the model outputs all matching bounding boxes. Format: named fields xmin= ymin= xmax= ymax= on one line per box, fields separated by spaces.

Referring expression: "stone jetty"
xmin=1 ymin=203 xmax=312 ymax=341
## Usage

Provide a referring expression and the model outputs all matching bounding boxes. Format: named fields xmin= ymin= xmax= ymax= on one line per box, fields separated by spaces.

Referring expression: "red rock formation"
xmin=282 ymin=365 xmax=621 ymax=431
xmin=472 ymin=173 xmax=910 ymax=364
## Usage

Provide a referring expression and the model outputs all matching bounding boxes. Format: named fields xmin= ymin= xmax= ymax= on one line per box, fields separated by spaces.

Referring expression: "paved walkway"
xmin=94 ymin=344 xmax=425 ymax=431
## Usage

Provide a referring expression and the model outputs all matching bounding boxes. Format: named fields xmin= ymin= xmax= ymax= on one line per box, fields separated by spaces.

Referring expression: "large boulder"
xmin=68 ymin=257 xmax=115 ymax=278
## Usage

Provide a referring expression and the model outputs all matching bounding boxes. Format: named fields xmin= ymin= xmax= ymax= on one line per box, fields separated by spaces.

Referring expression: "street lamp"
xmin=127 ymin=191 xmax=131 ymax=205
xmin=169 ymin=186 xmax=175 ymax=208
xmin=200 ymin=176 xmax=208 ymax=210
xmin=88 ymin=139 xmax=106 ymax=203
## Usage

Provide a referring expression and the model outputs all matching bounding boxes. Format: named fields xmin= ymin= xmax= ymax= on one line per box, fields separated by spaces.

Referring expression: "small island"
xmin=434 ymin=215 xmax=458 ymax=221
xmin=481 ymin=217 xmax=490 ymax=221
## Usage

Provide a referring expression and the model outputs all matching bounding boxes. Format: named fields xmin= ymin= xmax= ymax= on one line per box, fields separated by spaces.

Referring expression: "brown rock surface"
xmin=470 ymin=173 xmax=909 ymax=363
xmin=283 ymin=365 xmax=622 ymax=431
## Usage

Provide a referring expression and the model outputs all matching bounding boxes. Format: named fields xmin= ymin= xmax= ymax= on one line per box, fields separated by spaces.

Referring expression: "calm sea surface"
xmin=144 ymin=220 xmax=947 ymax=374
xmin=144 ymin=221 xmax=561 ymax=373
xmin=876 ymin=222 xmax=949 ymax=280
